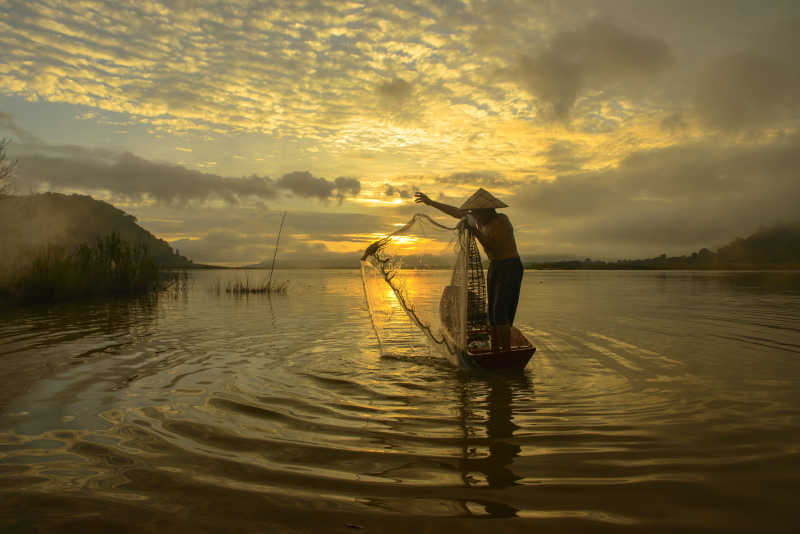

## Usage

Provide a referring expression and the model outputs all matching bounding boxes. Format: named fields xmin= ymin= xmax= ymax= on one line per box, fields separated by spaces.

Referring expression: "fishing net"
xmin=361 ymin=214 xmax=491 ymax=360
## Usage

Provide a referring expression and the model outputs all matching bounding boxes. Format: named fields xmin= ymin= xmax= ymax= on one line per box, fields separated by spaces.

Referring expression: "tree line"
xmin=527 ymin=224 xmax=800 ymax=270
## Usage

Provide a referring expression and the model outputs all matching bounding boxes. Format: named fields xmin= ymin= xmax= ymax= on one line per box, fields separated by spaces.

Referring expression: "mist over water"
xmin=1 ymin=270 xmax=799 ymax=532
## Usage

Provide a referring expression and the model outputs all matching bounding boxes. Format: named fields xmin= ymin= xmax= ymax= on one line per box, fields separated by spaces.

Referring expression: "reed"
xmin=208 ymin=277 xmax=223 ymax=296
xmin=2 ymin=232 xmax=168 ymax=303
xmin=206 ymin=214 xmax=289 ymax=297
xmin=209 ymin=275 xmax=288 ymax=296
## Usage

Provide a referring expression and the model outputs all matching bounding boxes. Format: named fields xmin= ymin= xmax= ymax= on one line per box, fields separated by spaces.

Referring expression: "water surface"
xmin=2 ymin=270 xmax=799 ymax=532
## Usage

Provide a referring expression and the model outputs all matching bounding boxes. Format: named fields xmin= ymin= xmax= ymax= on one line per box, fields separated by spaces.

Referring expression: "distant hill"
xmin=0 ymin=193 xmax=194 ymax=270
xmin=528 ymin=223 xmax=800 ymax=270
xmin=245 ymin=252 xmax=468 ymax=270
xmin=244 ymin=254 xmax=361 ymax=270
xmin=714 ymin=224 xmax=800 ymax=267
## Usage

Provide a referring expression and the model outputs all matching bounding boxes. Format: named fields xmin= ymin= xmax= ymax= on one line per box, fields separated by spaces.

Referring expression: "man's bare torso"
xmin=474 ymin=213 xmax=519 ymax=261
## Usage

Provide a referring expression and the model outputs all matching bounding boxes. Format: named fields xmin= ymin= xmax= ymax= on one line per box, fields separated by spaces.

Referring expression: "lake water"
xmin=1 ymin=269 xmax=800 ymax=532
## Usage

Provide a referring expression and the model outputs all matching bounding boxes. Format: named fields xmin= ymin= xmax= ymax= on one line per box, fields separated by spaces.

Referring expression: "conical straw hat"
xmin=459 ymin=188 xmax=508 ymax=209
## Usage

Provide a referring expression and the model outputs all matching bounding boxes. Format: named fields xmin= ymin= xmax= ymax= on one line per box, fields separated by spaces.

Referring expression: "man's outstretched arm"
xmin=414 ymin=192 xmax=465 ymax=219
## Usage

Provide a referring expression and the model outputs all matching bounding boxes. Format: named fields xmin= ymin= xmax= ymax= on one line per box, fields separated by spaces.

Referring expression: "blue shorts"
xmin=487 ymin=257 xmax=523 ymax=325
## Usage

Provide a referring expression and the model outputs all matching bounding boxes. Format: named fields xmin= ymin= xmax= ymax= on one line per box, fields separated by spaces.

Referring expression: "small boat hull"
xmin=456 ymin=327 xmax=535 ymax=372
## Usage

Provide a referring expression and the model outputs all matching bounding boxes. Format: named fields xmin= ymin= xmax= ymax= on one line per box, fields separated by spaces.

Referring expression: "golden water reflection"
xmin=454 ymin=374 xmax=532 ymax=518
xmin=2 ymin=270 xmax=800 ymax=531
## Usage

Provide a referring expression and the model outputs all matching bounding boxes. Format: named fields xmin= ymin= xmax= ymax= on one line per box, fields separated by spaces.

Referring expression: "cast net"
xmin=360 ymin=214 xmax=490 ymax=359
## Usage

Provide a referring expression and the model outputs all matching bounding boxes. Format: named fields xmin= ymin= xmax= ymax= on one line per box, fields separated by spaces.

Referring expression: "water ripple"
xmin=2 ymin=270 xmax=800 ymax=531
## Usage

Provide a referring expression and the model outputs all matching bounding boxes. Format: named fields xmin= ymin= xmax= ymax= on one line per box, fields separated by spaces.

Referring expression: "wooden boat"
xmin=459 ymin=328 xmax=535 ymax=371
xmin=453 ymin=327 xmax=535 ymax=372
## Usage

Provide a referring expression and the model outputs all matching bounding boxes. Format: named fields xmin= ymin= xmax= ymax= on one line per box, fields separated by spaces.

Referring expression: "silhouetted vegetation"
xmin=0 ymin=192 xmax=203 ymax=304
xmin=209 ymin=276 xmax=288 ymax=296
xmin=528 ymin=223 xmax=800 ymax=270
xmin=0 ymin=233 xmax=177 ymax=303
xmin=0 ymin=193 xmax=195 ymax=270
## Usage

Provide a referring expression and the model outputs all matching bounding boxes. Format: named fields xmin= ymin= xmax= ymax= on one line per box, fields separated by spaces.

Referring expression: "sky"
xmin=1 ymin=0 xmax=799 ymax=265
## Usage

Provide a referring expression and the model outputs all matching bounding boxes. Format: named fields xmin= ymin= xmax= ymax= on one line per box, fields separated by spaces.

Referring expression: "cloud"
xmin=436 ymin=171 xmax=511 ymax=187
xmin=164 ymin=209 xmax=385 ymax=265
xmin=517 ymin=175 xmax=617 ymax=218
xmin=14 ymin=143 xmax=360 ymax=205
xmin=660 ymin=112 xmax=687 ymax=134
xmin=172 ymin=230 xmax=360 ymax=268
xmin=264 ymin=238 xmax=360 ymax=268
xmin=384 ymin=184 xmax=411 ymax=198
xmin=693 ymin=53 xmax=800 ymax=131
xmin=5 ymin=1 xmax=800 ymax=265
xmin=512 ymin=134 xmax=800 ymax=257
xmin=5 ymin=0 xmax=798 ymax=182
xmin=141 ymin=205 xmax=383 ymax=241
xmin=539 ymin=140 xmax=591 ymax=174
xmin=277 ymin=171 xmax=361 ymax=203
xmin=277 ymin=172 xmax=334 ymax=200
xmin=377 ymin=77 xmax=414 ymax=105
xmin=334 ymin=176 xmax=361 ymax=201
xmin=170 ymin=229 xmax=273 ymax=264
xmin=17 ymin=150 xmax=278 ymax=205
xmin=511 ymin=20 xmax=672 ymax=120
xmin=0 ymin=112 xmax=40 ymax=143
xmin=376 ymin=76 xmax=421 ymax=122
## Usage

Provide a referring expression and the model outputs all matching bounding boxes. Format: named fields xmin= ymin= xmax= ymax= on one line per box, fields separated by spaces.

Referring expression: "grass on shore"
xmin=209 ymin=276 xmax=288 ymax=296
xmin=1 ymin=232 xmax=175 ymax=304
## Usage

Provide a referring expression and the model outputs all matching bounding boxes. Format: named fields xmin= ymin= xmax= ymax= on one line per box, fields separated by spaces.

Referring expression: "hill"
xmin=528 ymin=223 xmax=800 ymax=270
xmin=0 ymin=193 xmax=194 ymax=271
xmin=244 ymin=252 xmax=455 ymax=270
xmin=714 ymin=224 xmax=800 ymax=268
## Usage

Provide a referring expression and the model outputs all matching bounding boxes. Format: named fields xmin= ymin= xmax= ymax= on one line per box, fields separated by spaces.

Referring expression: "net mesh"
xmin=361 ymin=214 xmax=490 ymax=358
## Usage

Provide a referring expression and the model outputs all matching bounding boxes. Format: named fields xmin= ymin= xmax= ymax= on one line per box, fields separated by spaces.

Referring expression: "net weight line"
xmin=361 ymin=214 xmax=490 ymax=358
xmin=362 ymin=244 xmax=460 ymax=357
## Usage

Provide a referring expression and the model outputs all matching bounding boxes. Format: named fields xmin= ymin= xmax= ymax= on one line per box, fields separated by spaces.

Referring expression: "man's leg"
xmin=490 ymin=258 xmax=522 ymax=354
xmin=496 ymin=324 xmax=511 ymax=352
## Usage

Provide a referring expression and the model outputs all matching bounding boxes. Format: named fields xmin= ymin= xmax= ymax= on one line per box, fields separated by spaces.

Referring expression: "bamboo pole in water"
xmin=268 ymin=211 xmax=287 ymax=287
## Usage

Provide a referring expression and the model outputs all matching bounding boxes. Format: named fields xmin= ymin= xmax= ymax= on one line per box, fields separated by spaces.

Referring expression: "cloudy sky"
xmin=1 ymin=0 xmax=798 ymax=264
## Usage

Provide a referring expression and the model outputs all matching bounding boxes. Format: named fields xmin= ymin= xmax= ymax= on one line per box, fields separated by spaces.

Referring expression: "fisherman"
xmin=414 ymin=188 xmax=523 ymax=354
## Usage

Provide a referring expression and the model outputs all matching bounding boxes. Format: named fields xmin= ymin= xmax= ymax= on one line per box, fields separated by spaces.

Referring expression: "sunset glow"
xmin=1 ymin=1 xmax=798 ymax=265
xmin=1 ymin=4 xmax=800 ymax=531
